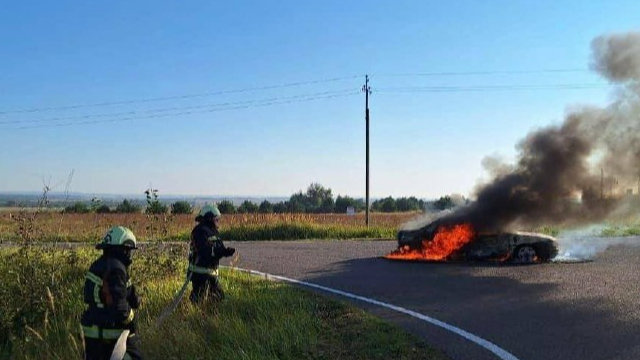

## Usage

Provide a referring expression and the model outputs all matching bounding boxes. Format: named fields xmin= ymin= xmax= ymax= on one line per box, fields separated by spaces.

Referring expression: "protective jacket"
xmin=81 ymin=254 xmax=139 ymax=339
xmin=189 ymin=223 xmax=234 ymax=275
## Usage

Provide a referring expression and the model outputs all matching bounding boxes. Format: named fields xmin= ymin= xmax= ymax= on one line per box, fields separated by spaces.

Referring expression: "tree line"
xmin=61 ymin=183 xmax=462 ymax=214
xmin=62 ymin=198 xmax=191 ymax=214
xmin=63 ymin=189 xmax=193 ymax=215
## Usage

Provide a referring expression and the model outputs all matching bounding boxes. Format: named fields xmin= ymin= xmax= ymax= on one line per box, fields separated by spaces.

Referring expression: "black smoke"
xmin=442 ymin=31 xmax=640 ymax=233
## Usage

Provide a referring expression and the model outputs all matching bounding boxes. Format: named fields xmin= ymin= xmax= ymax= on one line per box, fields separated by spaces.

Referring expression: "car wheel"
xmin=513 ymin=245 xmax=538 ymax=264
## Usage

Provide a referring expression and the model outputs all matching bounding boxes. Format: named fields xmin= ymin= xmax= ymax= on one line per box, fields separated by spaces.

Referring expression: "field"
xmin=0 ymin=212 xmax=418 ymax=243
xmin=0 ymin=245 xmax=447 ymax=360
xmin=2 ymin=209 xmax=640 ymax=244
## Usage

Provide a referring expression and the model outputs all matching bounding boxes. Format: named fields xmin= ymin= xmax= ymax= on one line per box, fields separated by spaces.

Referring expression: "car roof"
xmin=511 ymin=231 xmax=557 ymax=241
xmin=476 ymin=231 xmax=557 ymax=241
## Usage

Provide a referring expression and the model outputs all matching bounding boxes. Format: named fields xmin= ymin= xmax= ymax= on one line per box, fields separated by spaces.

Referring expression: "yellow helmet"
xmin=96 ymin=226 xmax=137 ymax=249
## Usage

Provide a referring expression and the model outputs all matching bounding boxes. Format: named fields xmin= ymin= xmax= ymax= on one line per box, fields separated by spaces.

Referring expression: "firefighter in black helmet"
xmin=81 ymin=226 xmax=143 ymax=360
xmin=189 ymin=204 xmax=235 ymax=303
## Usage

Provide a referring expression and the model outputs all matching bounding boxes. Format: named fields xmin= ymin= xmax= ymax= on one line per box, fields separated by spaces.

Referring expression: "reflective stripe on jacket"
xmin=81 ymin=255 xmax=136 ymax=331
xmin=190 ymin=223 xmax=230 ymax=272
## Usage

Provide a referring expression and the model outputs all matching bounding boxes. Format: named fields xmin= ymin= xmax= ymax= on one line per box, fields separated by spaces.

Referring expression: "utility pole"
xmin=600 ymin=168 xmax=604 ymax=200
xmin=363 ymin=75 xmax=371 ymax=227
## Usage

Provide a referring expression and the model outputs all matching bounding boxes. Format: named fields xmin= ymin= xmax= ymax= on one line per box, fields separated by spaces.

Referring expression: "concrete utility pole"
xmin=601 ymin=168 xmax=604 ymax=200
xmin=363 ymin=75 xmax=371 ymax=226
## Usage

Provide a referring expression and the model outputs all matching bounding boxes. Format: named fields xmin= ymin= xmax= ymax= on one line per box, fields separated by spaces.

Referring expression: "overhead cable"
xmin=2 ymin=91 xmax=360 ymax=130
xmin=0 ymin=89 xmax=357 ymax=125
xmin=0 ymin=75 xmax=362 ymax=115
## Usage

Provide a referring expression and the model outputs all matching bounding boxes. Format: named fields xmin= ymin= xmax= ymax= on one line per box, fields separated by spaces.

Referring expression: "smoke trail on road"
xmin=554 ymin=225 xmax=640 ymax=261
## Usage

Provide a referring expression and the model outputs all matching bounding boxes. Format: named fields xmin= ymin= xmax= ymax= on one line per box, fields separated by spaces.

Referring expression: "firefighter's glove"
xmin=225 ymin=247 xmax=236 ymax=257
xmin=125 ymin=318 xmax=138 ymax=334
xmin=128 ymin=285 xmax=142 ymax=309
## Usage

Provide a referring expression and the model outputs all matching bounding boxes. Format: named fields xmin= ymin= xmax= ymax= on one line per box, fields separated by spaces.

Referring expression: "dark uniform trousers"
xmin=190 ymin=273 xmax=225 ymax=303
xmin=84 ymin=335 xmax=143 ymax=360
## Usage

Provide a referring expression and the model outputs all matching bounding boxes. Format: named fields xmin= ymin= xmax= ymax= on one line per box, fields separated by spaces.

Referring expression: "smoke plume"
xmin=441 ymin=31 xmax=640 ymax=232
xmin=554 ymin=225 xmax=640 ymax=261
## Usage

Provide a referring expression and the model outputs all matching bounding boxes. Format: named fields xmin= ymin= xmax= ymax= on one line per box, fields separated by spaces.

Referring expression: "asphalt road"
xmin=221 ymin=239 xmax=640 ymax=360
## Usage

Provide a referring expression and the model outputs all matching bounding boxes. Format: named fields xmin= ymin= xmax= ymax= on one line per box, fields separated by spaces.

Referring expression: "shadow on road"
xmin=297 ymin=255 xmax=640 ymax=360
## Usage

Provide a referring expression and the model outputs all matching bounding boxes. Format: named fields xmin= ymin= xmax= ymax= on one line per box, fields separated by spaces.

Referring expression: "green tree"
xmin=287 ymin=183 xmax=335 ymax=213
xmin=304 ymin=183 xmax=333 ymax=213
xmin=145 ymin=189 xmax=168 ymax=214
xmin=115 ymin=199 xmax=141 ymax=213
xmin=258 ymin=200 xmax=274 ymax=214
xmin=237 ymin=200 xmax=259 ymax=214
xmin=335 ymin=195 xmax=365 ymax=213
xmin=433 ymin=195 xmax=455 ymax=210
xmin=90 ymin=197 xmax=103 ymax=212
xmin=146 ymin=201 xmax=168 ymax=214
xmin=273 ymin=202 xmax=288 ymax=213
xmin=171 ymin=201 xmax=193 ymax=214
xmin=372 ymin=197 xmax=397 ymax=213
xmin=319 ymin=197 xmax=335 ymax=213
xmin=217 ymin=199 xmax=236 ymax=214
xmin=95 ymin=204 xmax=111 ymax=214
xmin=395 ymin=197 xmax=424 ymax=212
xmin=63 ymin=202 xmax=90 ymax=214
xmin=286 ymin=197 xmax=306 ymax=213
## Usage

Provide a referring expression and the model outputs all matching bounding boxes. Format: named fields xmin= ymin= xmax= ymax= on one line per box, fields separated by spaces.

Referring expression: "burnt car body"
xmin=397 ymin=221 xmax=558 ymax=263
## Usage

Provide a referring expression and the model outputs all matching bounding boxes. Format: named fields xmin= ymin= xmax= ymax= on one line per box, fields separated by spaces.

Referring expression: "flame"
xmin=496 ymin=252 xmax=511 ymax=262
xmin=385 ymin=223 xmax=475 ymax=261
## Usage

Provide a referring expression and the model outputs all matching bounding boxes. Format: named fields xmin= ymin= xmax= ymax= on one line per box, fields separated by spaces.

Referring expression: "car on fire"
xmin=396 ymin=220 xmax=558 ymax=263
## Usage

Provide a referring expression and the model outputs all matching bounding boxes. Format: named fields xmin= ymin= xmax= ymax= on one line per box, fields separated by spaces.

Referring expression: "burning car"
xmin=388 ymin=220 xmax=558 ymax=264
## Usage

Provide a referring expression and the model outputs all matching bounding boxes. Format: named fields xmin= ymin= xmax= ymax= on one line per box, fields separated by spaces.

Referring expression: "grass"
xmin=0 ymin=212 xmax=413 ymax=243
xmin=217 ymin=223 xmax=393 ymax=241
xmin=0 ymin=246 xmax=447 ymax=360
xmin=525 ymin=220 xmax=640 ymax=238
xmin=598 ymin=222 xmax=640 ymax=237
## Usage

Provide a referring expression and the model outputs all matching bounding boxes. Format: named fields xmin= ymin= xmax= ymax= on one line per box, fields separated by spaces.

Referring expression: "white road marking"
xmin=223 ymin=266 xmax=521 ymax=360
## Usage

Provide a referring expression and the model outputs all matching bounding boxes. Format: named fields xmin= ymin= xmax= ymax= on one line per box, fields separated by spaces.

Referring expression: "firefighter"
xmin=81 ymin=226 xmax=143 ymax=360
xmin=189 ymin=204 xmax=235 ymax=303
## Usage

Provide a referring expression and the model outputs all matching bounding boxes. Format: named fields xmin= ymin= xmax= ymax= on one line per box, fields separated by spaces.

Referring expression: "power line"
xmin=371 ymin=68 xmax=591 ymax=77
xmin=0 ymin=75 xmax=363 ymax=115
xmin=0 ymin=68 xmax=599 ymax=115
xmin=374 ymin=83 xmax=610 ymax=93
xmin=0 ymin=89 xmax=357 ymax=125
xmin=2 ymin=82 xmax=612 ymax=129
xmin=0 ymin=68 xmax=594 ymax=115
xmin=2 ymin=81 xmax=610 ymax=125
xmin=2 ymin=91 xmax=360 ymax=131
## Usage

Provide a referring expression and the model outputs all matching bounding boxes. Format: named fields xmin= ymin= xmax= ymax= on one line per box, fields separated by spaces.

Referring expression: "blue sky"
xmin=1 ymin=1 xmax=638 ymax=198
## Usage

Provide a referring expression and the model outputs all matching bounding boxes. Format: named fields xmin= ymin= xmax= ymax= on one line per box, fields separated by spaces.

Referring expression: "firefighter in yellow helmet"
xmin=189 ymin=204 xmax=235 ymax=302
xmin=81 ymin=226 xmax=143 ymax=360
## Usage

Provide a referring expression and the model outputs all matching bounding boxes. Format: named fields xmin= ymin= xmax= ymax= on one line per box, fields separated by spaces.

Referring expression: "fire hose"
xmin=109 ymin=330 xmax=130 ymax=360
xmin=154 ymin=250 xmax=238 ymax=326
xmin=154 ymin=259 xmax=198 ymax=327
xmin=109 ymin=257 xmax=199 ymax=360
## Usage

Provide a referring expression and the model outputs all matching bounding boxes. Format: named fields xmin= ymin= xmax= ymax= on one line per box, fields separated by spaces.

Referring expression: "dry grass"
xmin=0 ymin=246 xmax=448 ymax=360
xmin=0 ymin=212 xmax=417 ymax=242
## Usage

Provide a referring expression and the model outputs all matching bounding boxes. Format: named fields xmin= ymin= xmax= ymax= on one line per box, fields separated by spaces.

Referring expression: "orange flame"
xmin=385 ymin=223 xmax=475 ymax=261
